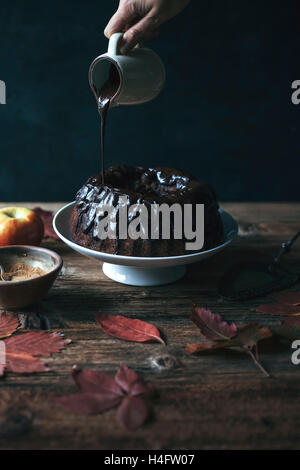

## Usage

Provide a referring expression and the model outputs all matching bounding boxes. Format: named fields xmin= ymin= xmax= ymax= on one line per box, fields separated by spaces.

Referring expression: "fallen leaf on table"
xmin=116 ymin=395 xmax=149 ymax=432
xmin=115 ymin=363 xmax=152 ymax=396
xmin=96 ymin=313 xmax=166 ymax=345
xmin=73 ymin=367 xmax=123 ymax=395
xmin=190 ymin=304 xmax=237 ymax=341
xmin=186 ymin=305 xmax=272 ymax=377
xmin=256 ymin=303 xmax=300 ymax=316
xmin=0 ymin=311 xmax=71 ymax=376
xmin=0 ymin=311 xmax=19 ymax=339
xmin=56 ymin=364 xmax=153 ymax=431
xmin=233 ymin=323 xmax=273 ymax=350
xmin=256 ymin=292 xmax=300 ymax=316
xmin=186 ymin=323 xmax=271 ymax=353
xmin=273 ymin=291 xmax=300 ymax=306
xmin=272 ymin=317 xmax=300 ymax=340
xmin=33 ymin=207 xmax=59 ymax=240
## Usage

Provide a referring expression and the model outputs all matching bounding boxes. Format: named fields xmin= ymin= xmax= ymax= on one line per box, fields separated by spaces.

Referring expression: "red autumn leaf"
xmin=33 ymin=207 xmax=59 ymax=240
xmin=96 ymin=313 xmax=165 ymax=345
xmin=234 ymin=323 xmax=273 ymax=350
xmin=116 ymin=395 xmax=149 ymax=431
xmin=0 ymin=311 xmax=19 ymax=339
xmin=56 ymin=392 xmax=122 ymax=415
xmin=4 ymin=352 xmax=50 ymax=374
xmin=72 ymin=366 xmax=123 ymax=396
xmin=1 ymin=331 xmax=71 ymax=376
xmin=256 ymin=292 xmax=300 ymax=317
xmin=273 ymin=291 xmax=300 ymax=306
xmin=186 ymin=304 xmax=272 ymax=377
xmin=256 ymin=303 xmax=300 ymax=316
xmin=5 ymin=331 xmax=70 ymax=356
xmin=186 ymin=342 xmax=224 ymax=354
xmin=190 ymin=304 xmax=237 ymax=341
xmin=272 ymin=317 xmax=300 ymax=340
xmin=115 ymin=364 xmax=152 ymax=396
xmin=56 ymin=365 xmax=152 ymax=431
xmin=186 ymin=324 xmax=271 ymax=355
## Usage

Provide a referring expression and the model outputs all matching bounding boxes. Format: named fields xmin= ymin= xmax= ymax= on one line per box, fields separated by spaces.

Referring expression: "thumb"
xmin=122 ymin=12 xmax=160 ymax=52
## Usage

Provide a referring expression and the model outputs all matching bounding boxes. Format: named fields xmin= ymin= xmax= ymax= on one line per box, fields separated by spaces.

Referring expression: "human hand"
xmin=104 ymin=0 xmax=191 ymax=53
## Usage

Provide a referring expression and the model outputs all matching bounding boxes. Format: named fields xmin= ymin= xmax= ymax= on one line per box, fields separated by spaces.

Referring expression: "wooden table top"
xmin=0 ymin=202 xmax=299 ymax=450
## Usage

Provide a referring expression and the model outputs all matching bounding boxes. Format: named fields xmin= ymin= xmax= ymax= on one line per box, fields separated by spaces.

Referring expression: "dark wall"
xmin=0 ymin=1 xmax=299 ymax=202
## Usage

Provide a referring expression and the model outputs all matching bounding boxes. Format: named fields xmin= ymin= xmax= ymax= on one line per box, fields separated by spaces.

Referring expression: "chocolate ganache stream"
xmin=94 ymin=64 xmax=120 ymax=184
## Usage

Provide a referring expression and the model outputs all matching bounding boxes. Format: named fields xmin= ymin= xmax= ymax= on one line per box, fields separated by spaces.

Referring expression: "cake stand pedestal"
xmin=102 ymin=263 xmax=186 ymax=286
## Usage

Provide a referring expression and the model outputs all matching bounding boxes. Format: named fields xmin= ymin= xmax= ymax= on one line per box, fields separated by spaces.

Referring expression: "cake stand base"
xmin=102 ymin=263 xmax=187 ymax=286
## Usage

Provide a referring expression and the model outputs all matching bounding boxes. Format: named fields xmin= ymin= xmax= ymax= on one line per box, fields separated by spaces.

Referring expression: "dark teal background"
xmin=0 ymin=1 xmax=299 ymax=201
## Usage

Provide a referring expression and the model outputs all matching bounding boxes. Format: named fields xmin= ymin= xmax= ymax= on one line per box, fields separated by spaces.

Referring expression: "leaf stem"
xmin=246 ymin=348 xmax=270 ymax=377
xmin=254 ymin=343 xmax=259 ymax=361
xmin=157 ymin=336 xmax=166 ymax=346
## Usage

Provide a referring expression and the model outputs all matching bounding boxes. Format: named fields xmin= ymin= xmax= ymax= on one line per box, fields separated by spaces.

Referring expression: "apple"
xmin=0 ymin=207 xmax=44 ymax=246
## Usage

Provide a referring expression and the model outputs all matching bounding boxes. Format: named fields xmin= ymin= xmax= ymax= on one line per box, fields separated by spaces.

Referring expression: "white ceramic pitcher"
xmin=89 ymin=33 xmax=166 ymax=107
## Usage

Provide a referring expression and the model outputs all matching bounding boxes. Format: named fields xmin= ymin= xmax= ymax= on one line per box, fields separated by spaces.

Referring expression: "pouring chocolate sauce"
xmin=94 ymin=65 xmax=120 ymax=184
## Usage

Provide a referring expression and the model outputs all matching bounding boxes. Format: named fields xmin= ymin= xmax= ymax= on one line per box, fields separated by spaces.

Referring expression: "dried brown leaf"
xmin=190 ymin=304 xmax=237 ymax=341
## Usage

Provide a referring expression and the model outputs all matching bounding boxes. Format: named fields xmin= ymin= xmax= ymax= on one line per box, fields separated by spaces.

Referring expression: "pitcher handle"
xmin=107 ymin=33 xmax=124 ymax=55
xmin=108 ymin=32 xmax=142 ymax=55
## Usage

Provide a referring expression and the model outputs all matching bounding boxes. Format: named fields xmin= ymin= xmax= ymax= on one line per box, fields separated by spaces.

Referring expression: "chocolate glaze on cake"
xmin=70 ymin=165 xmax=224 ymax=257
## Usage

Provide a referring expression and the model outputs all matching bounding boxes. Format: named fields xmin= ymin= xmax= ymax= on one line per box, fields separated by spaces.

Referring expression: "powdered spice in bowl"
xmin=0 ymin=245 xmax=63 ymax=309
xmin=0 ymin=263 xmax=46 ymax=282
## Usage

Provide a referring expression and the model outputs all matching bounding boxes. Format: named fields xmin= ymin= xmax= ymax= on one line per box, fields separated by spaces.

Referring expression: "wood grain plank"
xmin=0 ymin=202 xmax=299 ymax=449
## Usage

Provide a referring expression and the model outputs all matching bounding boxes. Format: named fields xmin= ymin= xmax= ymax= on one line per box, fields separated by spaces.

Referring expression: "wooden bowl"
xmin=0 ymin=245 xmax=63 ymax=309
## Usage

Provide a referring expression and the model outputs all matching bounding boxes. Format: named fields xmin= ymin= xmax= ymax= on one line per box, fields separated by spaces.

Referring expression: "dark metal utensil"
xmin=218 ymin=232 xmax=300 ymax=301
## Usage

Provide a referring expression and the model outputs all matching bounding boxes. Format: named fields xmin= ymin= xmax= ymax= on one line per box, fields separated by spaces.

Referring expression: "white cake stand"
xmin=53 ymin=202 xmax=238 ymax=286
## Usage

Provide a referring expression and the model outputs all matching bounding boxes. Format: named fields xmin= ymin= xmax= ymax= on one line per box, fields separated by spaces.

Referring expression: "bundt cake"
xmin=69 ymin=165 xmax=223 ymax=257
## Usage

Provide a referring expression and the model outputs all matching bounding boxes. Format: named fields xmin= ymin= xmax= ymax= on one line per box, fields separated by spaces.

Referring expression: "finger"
xmin=104 ymin=7 xmax=134 ymax=38
xmin=121 ymin=12 xmax=160 ymax=52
